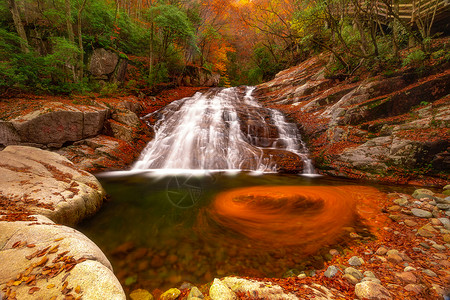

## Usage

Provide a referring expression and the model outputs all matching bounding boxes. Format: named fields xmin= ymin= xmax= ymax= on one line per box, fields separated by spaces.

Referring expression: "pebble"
xmin=431 ymin=243 xmax=446 ymax=251
xmin=297 ymin=273 xmax=307 ymax=279
xmin=345 ymin=267 xmax=363 ymax=280
xmin=410 ymin=208 xmax=432 ymax=218
xmin=324 ymin=265 xmax=339 ymax=278
xmin=188 ymin=287 xmax=204 ymax=299
xmin=438 ymin=218 xmax=450 ymax=230
xmin=404 ymin=266 xmax=416 ymax=272
xmin=348 ymin=256 xmax=364 ymax=266
xmin=419 ymin=242 xmax=430 ymax=249
xmin=422 ymin=269 xmax=437 ymax=277
xmin=363 ymin=271 xmax=377 ymax=278
xmin=395 ymin=272 xmax=417 ymax=283
xmin=343 ymin=273 xmax=359 ymax=285
xmin=404 ymin=284 xmax=424 ymax=294
xmin=404 ymin=219 xmax=418 ymax=227
xmin=329 ymin=249 xmax=339 ymax=256
xmin=393 ymin=198 xmax=409 ymax=206
xmin=209 ymin=279 xmax=237 ymax=300
xmin=361 ymin=277 xmax=382 ymax=284
xmin=375 ymin=246 xmax=388 ymax=255
xmin=444 ymin=234 xmax=450 ymax=243
xmin=437 ymin=204 xmax=450 ymax=210
xmin=388 ymin=205 xmax=401 ymax=212
xmin=386 ymin=250 xmax=403 ymax=263
xmin=160 ymin=288 xmax=181 ymax=300
xmin=355 ymin=281 xmax=392 ymax=300
xmin=130 ymin=289 xmax=154 ymax=300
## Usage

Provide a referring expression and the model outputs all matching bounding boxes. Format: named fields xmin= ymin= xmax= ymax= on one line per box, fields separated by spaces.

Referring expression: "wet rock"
xmin=386 ymin=250 xmax=403 ymax=263
xmin=375 ymin=246 xmax=388 ymax=255
xmin=410 ymin=208 xmax=432 ymax=218
xmin=438 ymin=218 xmax=450 ymax=230
xmin=395 ymin=272 xmax=417 ymax=283
xmin=393 ymin=198 xmax=409 ymax=206
xmin=417 ymin=223 xmax=438 ymax=237
xmin=345 ymin=267 xmax=363 ymax=280
xmin=404 ymin=284 xmax=424 ymax=294
xmin=130 ymin=289 xmax=154 ymax=300
xmin=404 ymin=266 xmax=416 ymax=272
xmin=412 ymin=189 xmax=434 ymax=198
xmin=361 ymin=277 xmax=381 ymax=284
xmin=355 ymin=281 xmax=392 ymax=299
xmin=422 ymin=269 xmax=437 ymax=277
xmin=363 ymin=271 xmax=377 ymax=278
xmin=324 ymin=265 xmax=339 ymax=278
xmin=404 ymin=219 xmax=418 ymax=227
xmin=348 ymin=256 xmax=364 ymax=266
xmin=432 ymin=243 xmax=446 ymax=250
xmin=187 ymin=287 xmax=204 ymax=299
xmin=444 ymin=234 xmax=450 ymax=243
xmin=160 ymin=288 xmax=181 ymax=300
xmin=343 ymin=274 xmax=359 ymax=285
xmin=329 ymin=249 xmax=339 ymax=256
xmin=209 ymin=279 xmax=237 ymax=300
xmin=437 ymin=204 xmax=450 ymax=210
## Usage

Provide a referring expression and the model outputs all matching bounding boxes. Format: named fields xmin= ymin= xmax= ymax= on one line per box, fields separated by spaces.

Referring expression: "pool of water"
xmin=77 ymin=172 xmax=413 ymax=292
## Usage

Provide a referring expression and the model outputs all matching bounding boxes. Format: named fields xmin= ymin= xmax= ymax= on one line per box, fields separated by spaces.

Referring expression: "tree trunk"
xmin=8 ymin=0 xmax=29 ymax=53
xmin=77 ymin=0 xmax=88 ymax=80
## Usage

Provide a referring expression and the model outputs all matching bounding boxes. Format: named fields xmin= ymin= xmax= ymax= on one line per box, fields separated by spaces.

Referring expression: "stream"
xmin=77 ymin=86 xmax=416 ymax=292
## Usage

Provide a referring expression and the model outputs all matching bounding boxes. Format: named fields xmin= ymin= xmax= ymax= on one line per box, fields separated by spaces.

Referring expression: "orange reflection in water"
xmin=203 ymin=185 xmax=384 ymax=252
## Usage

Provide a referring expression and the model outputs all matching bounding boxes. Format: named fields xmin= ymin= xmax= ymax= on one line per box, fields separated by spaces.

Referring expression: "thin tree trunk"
xmin=8 ymin=0 xmax=29 ymax=53
xmin=77 ymin=0 xmax=88 ymax=80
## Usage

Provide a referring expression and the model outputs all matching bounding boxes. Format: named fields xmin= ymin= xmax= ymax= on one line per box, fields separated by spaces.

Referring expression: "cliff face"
xmin=256 ymin=56 xmax=450 ymax=186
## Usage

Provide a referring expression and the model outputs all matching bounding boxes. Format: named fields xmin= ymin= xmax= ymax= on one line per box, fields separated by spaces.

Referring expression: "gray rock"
xmin=89 ymin=48 xmax=119 ymax=77
xmin=412 ymin=189 xmax=434 ymax=198
xmin=411 ymin=208 xmax=433 ymax=218
xmin=355 ymin=281 xmax=392 ymax=299
xmin=345 ymin=267 xmax=363 ymax=280
xmin=438 ymin=218 xmax=450 ymax=230
xmin=436 ymin=204 xmax=450 ymax=210
xmin=324 ymin=265 xmax=340 ymax=278
xmin=349 ymin=256 xmax=364 ymax=266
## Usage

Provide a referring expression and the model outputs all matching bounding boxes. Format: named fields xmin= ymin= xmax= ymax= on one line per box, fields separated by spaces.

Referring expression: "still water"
xmin=77 ymin=172 xmax=410 ymax=292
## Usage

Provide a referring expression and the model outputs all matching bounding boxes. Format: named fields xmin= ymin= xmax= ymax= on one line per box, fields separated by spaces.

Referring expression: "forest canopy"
xmin=1 ymin=0 xmax=448 ymax=95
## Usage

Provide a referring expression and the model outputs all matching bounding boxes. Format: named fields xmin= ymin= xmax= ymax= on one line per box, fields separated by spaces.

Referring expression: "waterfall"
xmin=133 ymin=87 xmax=315 ymax=174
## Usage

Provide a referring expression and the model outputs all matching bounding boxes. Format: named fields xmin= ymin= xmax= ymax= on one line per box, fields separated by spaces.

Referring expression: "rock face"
xmin=89 ymin=48 xmax=128 ymax=82
xmin=2 ymin=103 xmax=108 ymax=148
xmin=0 ymin=96 xmax=152 ymax=173
xmin=256 ymin=56 xmax=450 ymax=184
xmin=0 ymin=215 xmax=125 ymax=300
xmin=0 ymin=146 xmax=105 ymax=226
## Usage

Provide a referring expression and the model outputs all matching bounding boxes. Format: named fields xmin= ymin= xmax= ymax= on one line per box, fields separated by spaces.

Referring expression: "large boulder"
xmin=0 ymin=215 xmax=125 ymax=300
xmin=1 ymin=102 xmax=109 ymax=148
xmin=0 ymin=146 xmax=105 ymax=226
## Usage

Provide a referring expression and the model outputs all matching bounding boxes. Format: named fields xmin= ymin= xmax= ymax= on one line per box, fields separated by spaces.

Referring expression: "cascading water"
xmin=133 ymin=86 xmax=315 ymax=174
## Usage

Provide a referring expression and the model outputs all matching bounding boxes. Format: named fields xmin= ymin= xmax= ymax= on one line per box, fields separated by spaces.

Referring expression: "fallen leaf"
xmin=75 ymin=285 xmax=81 ymax=293
xmin=54 ymin=237 xmax=64 ymax=242
xmin=47 ymin=283 xmax=55 ymax=289
xmin=28 ymin=287 xmax=40 ymax=294
xmin=49 ymin=244 xmax=59 ymax=254
xmin=12 ymin=241 xmax=21 ymax=248
xmin=27 ymin=244 xmax=36 ymax=248
xmin=12 ymin=280 xmax=22 ymax=286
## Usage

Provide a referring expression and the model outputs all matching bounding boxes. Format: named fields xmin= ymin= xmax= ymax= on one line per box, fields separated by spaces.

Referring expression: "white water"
xmin=133 ymin=87 xmax=315 ymax=174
